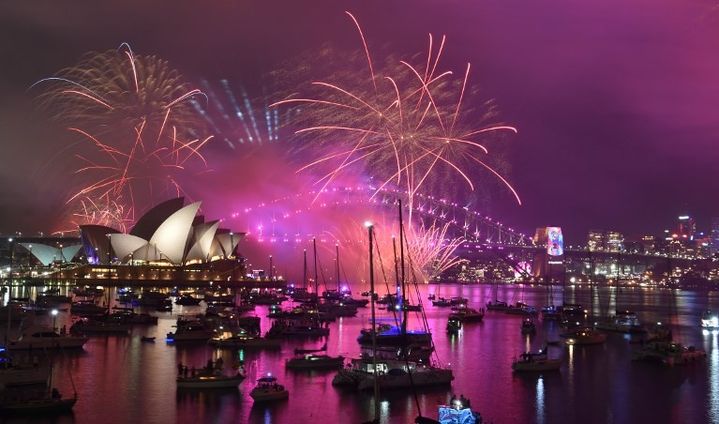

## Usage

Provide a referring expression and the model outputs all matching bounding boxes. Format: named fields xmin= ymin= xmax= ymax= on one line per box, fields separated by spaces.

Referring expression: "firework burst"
xmin=272 ymin=12 xmax=522 ymax=210
xmin=32 ymin=44 xmax=210 ymax=228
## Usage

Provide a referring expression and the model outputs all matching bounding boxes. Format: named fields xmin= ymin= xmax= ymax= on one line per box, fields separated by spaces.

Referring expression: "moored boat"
xmin=633 ymin=341 xmax=706 ymax=366
xmin=0 ymin=349 xmax=50 ymax=387
xmin=562 ymin=327 xmax=607 ymax=345
xmin=286 ymin=354 xmax=344 ymax=370
xmin=7 ymin=330 xmax=88 ymax=350
xmin=176 ymin=370 xmax=245 ymax=389
xmin=701 ymin=310 xmax=719 ymax=330
xmin=250 ymin=375 xmax=289 ymax=402
xmin=595 ymin=310 xmax=646 ymax=334
xmin=448 ymin=307 xmax=484 ymax=323
xmin=521 ymin=318 xmax=537 ymax=335
xmin=0 ymin=391 xmax=76 ymax=414
xmin=512 ymin=347 xmax=561 ymax=372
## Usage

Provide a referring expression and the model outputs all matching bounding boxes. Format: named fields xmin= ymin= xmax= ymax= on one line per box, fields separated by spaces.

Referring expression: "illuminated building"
xmin=711 ymin=217 xmax=719 ymax=254
xmin=606 ymin=231 xmax=624 ymax=252
xmin=676 ymin=215 xmax=696 ymax=242
xmin=641 ymin=235 xmax=657 ymax=254
xmin=80 ymin=197 xmax=242 ymax=266
xmin=587 ymin=230 xmax=605 ymax=251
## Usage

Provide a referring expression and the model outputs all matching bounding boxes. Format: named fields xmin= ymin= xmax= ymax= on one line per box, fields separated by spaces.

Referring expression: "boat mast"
xmin=367 ymin=222 xmax=380 ymax=422
xmin=313 ymin=238 xmax=319 ymax=296
xmin=335 ymin=244 xmax=341 ymax=292
xmin=303 ymin=249 xmax=307 ymax=289
xmin=399 ymin=200 xmax=407 ymax=334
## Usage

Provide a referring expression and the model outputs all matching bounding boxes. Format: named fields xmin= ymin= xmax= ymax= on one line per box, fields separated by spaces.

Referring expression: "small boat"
xmin=7 ymin=330 xmax=88 ymax=350
xmin=286 ymin=354 xmax=344 ymax=370
xmin=140 ymin=336 xmax=156 ymax=342
xmin=563 ymin=327 xmax=607 ymax=345
xmin=0 ymin=390 xmax=77 ymax=414
xmin=448 ymin=307 xmax=484 ymax=323
xmin=427 ymin=294 xmax=436 ymax=301
xmin=506 ymin=302 xmax=537 ymax=316
xmin=446 ymin=318 xmax=462 ymax=334
xmin=209 ymin=335 xmax=281 ymax=349
xmin=595 ymin=310 xmax=646 ymax=334
xmin=250 ymin=375 xmax=289 ymax=402
xmin=70 ymin=318 xmax=131 ymax=334
xmin=436 ymin=394 xmax=482 ymax=424
xmin=512 ymin=347 xmax=561 ymax=372
xmin=701 ymin=310 xmax=719 ymax=330
xmin=0 ymin=349 xmax=51 ymax=387
xmin=633 ymin=341 xmax=706 ymax=366
xmin=521 ymin=318 xmax=537 ymax=335
xmin=176 ymin=369 xmax=245 ymax=389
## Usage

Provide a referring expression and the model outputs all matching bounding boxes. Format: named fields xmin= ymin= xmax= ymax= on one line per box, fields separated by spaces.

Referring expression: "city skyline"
xmin=1 ymin=1 xmax=719 ymax=242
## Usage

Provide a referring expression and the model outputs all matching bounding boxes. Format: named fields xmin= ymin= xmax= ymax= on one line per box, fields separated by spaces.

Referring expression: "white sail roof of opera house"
xmin=80 ymin=198 xmax=241 ymax=266
xmin=186 ymin=221 xmax=220 ymax=262
xmin=148 ymin=201 xmax=201 ymax=264
xmin=19 ymin=243 xmax=83 ymax=266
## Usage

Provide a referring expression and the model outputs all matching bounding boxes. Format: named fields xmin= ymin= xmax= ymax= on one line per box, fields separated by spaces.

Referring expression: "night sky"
xmin=2 ymin=0 xmax=719 ymax=243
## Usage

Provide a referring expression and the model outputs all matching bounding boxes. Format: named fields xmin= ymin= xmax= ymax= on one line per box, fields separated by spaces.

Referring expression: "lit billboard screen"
xmin=546 ymin=227 xmax=564 ymax=256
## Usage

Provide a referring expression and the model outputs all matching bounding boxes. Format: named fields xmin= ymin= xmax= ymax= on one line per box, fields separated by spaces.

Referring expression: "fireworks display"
xmin=192 ymin=79 xmax=294 ymax=150
xmin=33 ymin=44 xmax=211 ymax=229
xmin=272 ymin=12 xmax=521 ymax=209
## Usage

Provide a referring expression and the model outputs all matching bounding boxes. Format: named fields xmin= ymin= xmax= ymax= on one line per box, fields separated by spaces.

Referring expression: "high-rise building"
xmin=676 ymin=215 xmax=696 ymax=241
xmin=711 ymin=218 xmax=719 ymax=254
xmin=606 ymin=231 xmax=624 ymax=252
xmin=587 ymin=230 xmax=605 ymax=251
xmin=641 ymin=235 xmax=657 ymax=254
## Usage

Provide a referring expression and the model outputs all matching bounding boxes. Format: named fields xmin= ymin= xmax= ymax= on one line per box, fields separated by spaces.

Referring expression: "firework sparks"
xmin=33 ymin=44 xmax=210 ymax=228
xmin=272 ymin=11 xmax=522 ymax=208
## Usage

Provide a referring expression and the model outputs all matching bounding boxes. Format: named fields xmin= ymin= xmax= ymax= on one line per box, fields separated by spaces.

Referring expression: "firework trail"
xmin=32 ymin=43 xmax=210 ymax=229
xmin=192 ymin=79 xmax=296 ymax=150
xmin=272 ymin=12 xmax=522 ymax=212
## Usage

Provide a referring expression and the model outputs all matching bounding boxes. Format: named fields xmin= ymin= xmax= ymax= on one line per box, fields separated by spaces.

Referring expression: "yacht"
xmin=486 ymin=300 xmax=509 ymax=312
xmin=521 ymin=318 xmax=537 ymax=335
xmin=446 ymin=318 xmax=462 ymax=334
xmin=448 ymin=307 xmax=484 ymax=323
xmin=167 ymin=321 xmax=216 ymax=342
xmin=209 ymin=333 xmax=281 ymax=349
xmin=701 ymin=310 xmax=719 ymax=330
xmin=250 ymin=375 xmax=289 ymax=402
xmin=176 ymin=369 xmax=245 ymax=389
xmin=334 ymin=358 xmax=453 ymax=391
xmin=0 ymin=389 xmax=76 ymax=414
xmin=596 ymin=310 xmax=646 ymax=334
xmin=286 ymin=354 xmax=344 ymax=370
xmin=7 ymin=330 xmax=88 ymax=350
xmin=0 ymin=349 xmax=50 ymax=387
xmin=512 ymin=347 xmax=561 ymax=372
xmin=633 ymin=341 xmax=706 ymax=366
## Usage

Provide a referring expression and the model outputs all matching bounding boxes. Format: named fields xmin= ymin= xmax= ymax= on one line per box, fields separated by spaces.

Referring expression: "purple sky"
xmin=1 ymin=0 xmax=719 ymax=242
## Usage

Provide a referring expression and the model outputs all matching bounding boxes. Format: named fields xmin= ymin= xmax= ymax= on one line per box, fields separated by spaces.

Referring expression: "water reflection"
xmin=536 ymin=376 xmax=545 ymax=424
xmin=709 ymin=330 xmax=719 ymax=423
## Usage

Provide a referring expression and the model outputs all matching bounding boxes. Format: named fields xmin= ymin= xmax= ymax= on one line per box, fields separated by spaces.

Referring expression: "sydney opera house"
xmin=13 ymin=198 xmax=277 ymax=287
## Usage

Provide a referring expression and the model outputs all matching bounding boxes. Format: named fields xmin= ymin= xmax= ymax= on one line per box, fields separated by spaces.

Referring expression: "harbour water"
xmin=2 ymin=283 xmax=718 ymax=424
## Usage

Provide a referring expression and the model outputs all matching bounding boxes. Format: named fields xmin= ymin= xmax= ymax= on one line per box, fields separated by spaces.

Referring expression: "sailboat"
xmin=0 ymin=345 xmax=78 ymax=414
xmin=335 ymin=200 xmax=453 ymax=391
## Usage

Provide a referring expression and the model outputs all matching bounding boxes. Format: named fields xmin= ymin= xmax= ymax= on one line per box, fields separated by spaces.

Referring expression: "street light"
xmin=269 ymin=255 xmax=273 ymax=280
xmin=51 ymin=308 xmax=59 ymax=331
